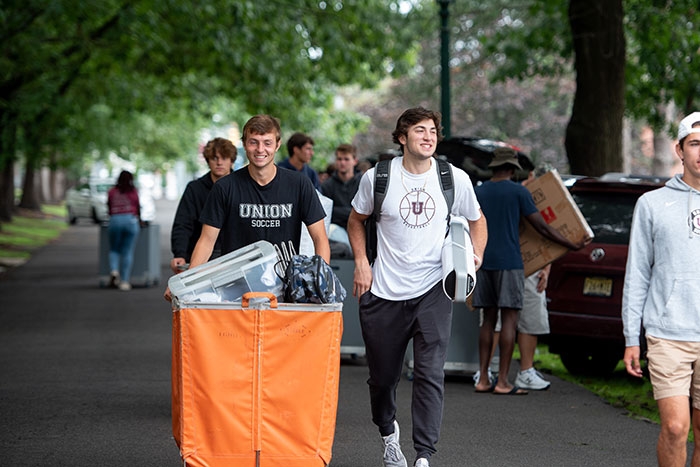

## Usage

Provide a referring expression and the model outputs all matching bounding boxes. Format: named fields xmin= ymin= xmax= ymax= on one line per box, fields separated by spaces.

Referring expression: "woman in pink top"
xmin=107 ymin=171 xmax=141 ymax=291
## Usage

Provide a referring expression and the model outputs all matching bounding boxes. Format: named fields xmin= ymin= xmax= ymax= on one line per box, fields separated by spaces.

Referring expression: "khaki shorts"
xmin=646 ymin=335 xmax=700 ymax=409
xmin=518 ymin=273 xmax=550 ymax=335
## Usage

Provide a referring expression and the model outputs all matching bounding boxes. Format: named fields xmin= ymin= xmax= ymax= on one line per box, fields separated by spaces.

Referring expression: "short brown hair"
xmin=335 ymin=143 xmax=356 ymax=158
xmin=287 ymin=132 xmax=315 ymax=157
xmin=391 ymin=107 xmax=444 ymax=149
xmin=242 ymin=115 xmax=282 ymax=143
xmin=202 ymin=138 xmax=236 ymax=160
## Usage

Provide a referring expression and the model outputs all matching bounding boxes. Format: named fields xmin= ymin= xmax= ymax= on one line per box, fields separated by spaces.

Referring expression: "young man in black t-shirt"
xmin=164 ymin=115 xmax=329 ymax=302
xmin=193 ymin=114 xmax=329 ymax=264
xmin=169 ymin=137 xmax=236 ymax=274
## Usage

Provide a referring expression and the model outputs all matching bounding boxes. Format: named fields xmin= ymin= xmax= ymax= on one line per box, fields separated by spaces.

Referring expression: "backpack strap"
xmin=436 ymin=158 xmax=454 ymax=212
xmin=373 ymin=159 xmax=392 ymax=220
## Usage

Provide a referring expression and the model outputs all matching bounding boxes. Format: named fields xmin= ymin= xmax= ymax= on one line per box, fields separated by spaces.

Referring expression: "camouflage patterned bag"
xmin=281 ymin=255 xmax=347 ymax=304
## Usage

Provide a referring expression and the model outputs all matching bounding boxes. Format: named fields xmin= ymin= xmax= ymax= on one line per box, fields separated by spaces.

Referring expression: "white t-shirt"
xmin=352 ymin=156 xmax=482 ymax=300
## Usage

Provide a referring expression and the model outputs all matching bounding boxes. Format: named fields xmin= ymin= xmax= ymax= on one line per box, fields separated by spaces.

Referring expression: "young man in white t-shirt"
xmin=347 ymin=107 xmax=487 ymax=467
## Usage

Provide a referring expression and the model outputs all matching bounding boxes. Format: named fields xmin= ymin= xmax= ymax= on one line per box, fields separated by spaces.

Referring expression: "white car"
xmin=65 ymin=179 xmax=112 ymax=224
xmin=66 ymin=178 xmax=155 ymax=224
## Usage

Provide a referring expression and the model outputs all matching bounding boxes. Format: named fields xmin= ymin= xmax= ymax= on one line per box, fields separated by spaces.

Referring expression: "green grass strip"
xmin=0 ymin=205 xmax=68 ymax=257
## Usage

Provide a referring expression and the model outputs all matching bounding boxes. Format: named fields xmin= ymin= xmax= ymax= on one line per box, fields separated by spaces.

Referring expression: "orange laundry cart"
xmin=171 ymin=292 xmax=343 ymax=467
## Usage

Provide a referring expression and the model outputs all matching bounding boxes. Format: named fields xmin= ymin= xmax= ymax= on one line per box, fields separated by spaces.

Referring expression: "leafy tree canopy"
xmin=476 ymin=0 xmax=699 ymax=135
xmin=1 ymin=0 xmax=424 ymax=180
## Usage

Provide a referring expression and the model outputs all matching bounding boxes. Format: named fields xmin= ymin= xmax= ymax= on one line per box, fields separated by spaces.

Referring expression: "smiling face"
xmin=398 ymin=118 xmax=438 ymax=162
xmin=244 ymin=132 xmax=281 ymax=169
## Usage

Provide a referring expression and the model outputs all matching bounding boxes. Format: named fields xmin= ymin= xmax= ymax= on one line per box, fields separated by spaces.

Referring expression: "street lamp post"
xmin=438 ymin=0 xmax=452 ymax=138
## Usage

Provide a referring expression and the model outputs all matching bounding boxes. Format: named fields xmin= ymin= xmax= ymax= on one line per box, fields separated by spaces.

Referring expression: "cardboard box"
xmin=519 ymin=170 xmax=593 ymax=277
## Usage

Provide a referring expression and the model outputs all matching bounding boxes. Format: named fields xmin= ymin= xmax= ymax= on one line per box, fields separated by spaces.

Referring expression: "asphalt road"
xmin=0 ymin=198 xmax=684 ymax=466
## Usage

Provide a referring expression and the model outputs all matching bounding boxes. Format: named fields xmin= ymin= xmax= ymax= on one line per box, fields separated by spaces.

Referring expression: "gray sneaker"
xmin=515 ymin=367 xmax=551 ymax=390
xmin=382 ymin=420 xmax=407 ymax=467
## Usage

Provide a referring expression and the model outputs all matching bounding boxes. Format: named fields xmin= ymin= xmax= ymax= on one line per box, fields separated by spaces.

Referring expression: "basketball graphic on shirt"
xmin=400 ymin=189 xmax=436 ymax=228
xmin=691 ymin=209 xmax=700 ymax=235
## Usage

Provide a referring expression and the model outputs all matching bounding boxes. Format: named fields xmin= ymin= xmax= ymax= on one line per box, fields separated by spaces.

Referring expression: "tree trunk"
xmin=621 ymin=117 xmax=632 ymax=174
xmin=49 ymin=167 xmax=58 ymax=204
xmin=47 ymin=153 xmax=61 ymax=204
xmin=0 ymin=111 xmax=18 ymax=222
xmin=18 ymin=130 xmax=44 ymax=211
xmin=651 ymin=101 xmax=677 ymax=177
xmin=565 ymin=0 xmax=626 ymax=176
xmin=19 ymin=162 xmax=42 ymax=211
xmin=0 ymin=162 xmax=15 ymax=222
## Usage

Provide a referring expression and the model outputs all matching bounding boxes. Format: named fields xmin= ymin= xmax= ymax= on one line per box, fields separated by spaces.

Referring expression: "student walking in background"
xmin=279 ymin=132 xmax=321 ymax=189
xmin=107 ymin=170 xmax=141 ymax=291
xmin=472 ymin=148 xmax=586 ymax=395
xmin=169 ymin=137 xmax=235 ymax=274
xmin=321 ymin=143 xmax=361 ymax=231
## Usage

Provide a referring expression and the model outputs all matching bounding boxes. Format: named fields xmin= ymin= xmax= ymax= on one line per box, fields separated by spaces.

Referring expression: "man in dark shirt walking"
xmin=169 ymin=138 xmax=235 ymax=274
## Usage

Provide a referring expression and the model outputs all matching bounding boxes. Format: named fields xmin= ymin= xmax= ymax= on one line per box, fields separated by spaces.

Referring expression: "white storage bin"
xmin=168 ymin=240 xmax=282 ymax=305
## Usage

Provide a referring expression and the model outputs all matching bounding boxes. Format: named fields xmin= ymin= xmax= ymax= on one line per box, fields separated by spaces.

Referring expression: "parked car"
xmin=544 ymin=174 xmax=668 ymax=376
xmin=66 ymin=178 xmax=156 ymax=224
xmin=65 ymin=179 xmax=112 ymax=224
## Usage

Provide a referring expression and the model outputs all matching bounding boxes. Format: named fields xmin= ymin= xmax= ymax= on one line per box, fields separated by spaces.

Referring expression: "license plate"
xmin=583 ymin=277 xmax=613 ymax=297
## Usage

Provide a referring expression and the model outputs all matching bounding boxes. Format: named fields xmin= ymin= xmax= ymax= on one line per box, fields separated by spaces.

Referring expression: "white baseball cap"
xmin=678 ymin=112 xmax=700 ymax=140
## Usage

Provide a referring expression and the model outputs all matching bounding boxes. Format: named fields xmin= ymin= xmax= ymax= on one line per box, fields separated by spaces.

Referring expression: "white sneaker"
xmin=515 ymin=367 xmax=551 ymax=390
xmin=415 ymin=458 xmax=430 ymax=467
xmin=381 ymin=420 xmax=407 ymax=467
xmin=472 ymin=369 xmax=493 ymax=387
xmin=118 ymin=282 xmax=132 ymax=291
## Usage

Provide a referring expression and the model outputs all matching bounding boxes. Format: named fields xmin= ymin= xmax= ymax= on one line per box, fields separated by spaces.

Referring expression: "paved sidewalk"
xmin=0 ymin=199 xmax=681 ymax=466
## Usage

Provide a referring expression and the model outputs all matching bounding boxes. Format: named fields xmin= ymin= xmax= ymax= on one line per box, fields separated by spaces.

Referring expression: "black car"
xmin=436 ymin=136 xmax=535 ymax=183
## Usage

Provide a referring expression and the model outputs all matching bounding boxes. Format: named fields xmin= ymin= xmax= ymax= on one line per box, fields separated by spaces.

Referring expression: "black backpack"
xmin=365 ymin=157 xmax=454 ymax=264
